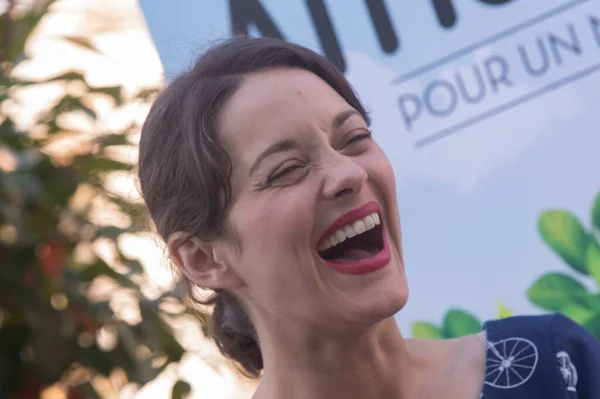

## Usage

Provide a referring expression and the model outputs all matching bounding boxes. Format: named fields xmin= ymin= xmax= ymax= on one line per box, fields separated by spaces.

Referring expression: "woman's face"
xmin=215 ymin=68 xmax=407 ymax=332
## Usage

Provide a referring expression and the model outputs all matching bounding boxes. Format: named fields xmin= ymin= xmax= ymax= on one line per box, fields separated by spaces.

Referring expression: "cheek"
xmin=367 ymin=148 xmax=401 ymax=226
xmin=227 ymin=191 xmax=322 ymax=315
xmin=369 ymin=148 xmax=396 ymax=193
xmin=228 ymin=189 xmax=316 ymax=263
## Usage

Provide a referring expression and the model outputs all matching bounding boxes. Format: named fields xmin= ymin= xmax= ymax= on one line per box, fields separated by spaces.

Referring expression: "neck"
xmin=254 ymin=316 xmax=426 ymax=399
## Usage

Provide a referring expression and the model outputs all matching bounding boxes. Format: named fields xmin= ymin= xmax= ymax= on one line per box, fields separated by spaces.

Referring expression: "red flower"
xmin=38 ymin=240 xmax=66 ymax=279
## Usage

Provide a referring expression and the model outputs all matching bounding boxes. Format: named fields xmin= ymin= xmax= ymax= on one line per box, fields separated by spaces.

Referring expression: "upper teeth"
xmin=318 ymin=212 xmax=380 ymax=252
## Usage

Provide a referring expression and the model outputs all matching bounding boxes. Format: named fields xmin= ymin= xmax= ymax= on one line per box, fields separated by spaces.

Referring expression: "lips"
xmin=317 ymin=201 xmax=391 ymax=275
xmin=317 ymin=201 xmax=381 ymax=247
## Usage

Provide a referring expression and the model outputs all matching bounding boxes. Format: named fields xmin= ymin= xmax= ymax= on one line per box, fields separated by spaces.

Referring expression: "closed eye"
xmin=341 ymin=130 xmax=372 ymax=154
xmin=271 ymin=164 xmax=301 ymax=179
xmin=345 ymin=131 xmax=372 ymax=145
xmin=267 ymin=162 xmax=307 ymax=185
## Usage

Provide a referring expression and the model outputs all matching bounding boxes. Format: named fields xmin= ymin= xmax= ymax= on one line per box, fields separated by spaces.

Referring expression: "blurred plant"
xmin=411 ymin=192 xmax=600 ymax=341
xmin=411 ymin=303 xmax=514 ymax=339
xmin=527 ymin=191 xmax=600 ymax=340
xmin=412 ymin=309 xmax=482 ymax=339
xmin=0 ymin=2 xmax=198 ymax=397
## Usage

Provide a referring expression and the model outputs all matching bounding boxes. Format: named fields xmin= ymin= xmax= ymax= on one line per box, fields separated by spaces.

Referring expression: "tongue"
xmin=329 ymin=247 xmax=374 ymax=264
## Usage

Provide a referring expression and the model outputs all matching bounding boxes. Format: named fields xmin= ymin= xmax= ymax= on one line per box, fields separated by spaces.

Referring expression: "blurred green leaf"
xmin=574 ymin=291 xmax=600 ymax=310
xmin=77 ymin=156 xmax=131 ymax=174
xmin=3 ymin=0 xmax=59 ymax=62
xmin=96 ymin=133 xmax=130 ymax=147
xmin=559 ymin=290 xmax=600 ymax=326
xmin=560 ymin=299 xmax=596 ymax=325
xmin=79 ymin=260 xmax=137 ymax=289
xmin=32 ymin=159 xmax=78 ymax=205
xmin=46 ymin=94 xmax=96 ymax=119
xmin=93 ymin=226 xmax=133 ymax=240
xmin=527 ymin=273 xmax=588 ymax=312
xmin=89 ymin=86 xmax=123 ymax=105
xmin=443 ymin=309 xmax=481 ymax=338
xmin=44 ymin=119 xmax=62 ymax=136
xmin=411 ymin=322 xmax=443 ymax=339
xmin=588 ymin=238 xmax=600 ymax=290
xmin=107 ymin=196 xmax=149 ymax=230
xmin=114 ymin=320 xmax=157 ymax=383
xmin=134 ymin=87 xmax=160 ymax=101
xmin=120 ymin=256 xmax=145 ymax=274
xmin=582 ymin=314 xmax=600 ymax=341
xmin=139 ymin=304 xmax=185 ymax=362
xmin=1 ymin=171 xmax=43 ymax=202
xmin=0 ymin=119 xmax=31 ymax=152
xmin=171 ymin=380 xmax=192 ymax=399
xmin=61 ymin=35 xmax=99 ymax=53
xmin=74 ymin=382 xmax=102 ymax=399
xmin=592 ymin=192 xmax=600 ymax=231
xmin=17 ymin=71 xmax=86 ymax=86
xmin=184 ymin=306 xmax=211 ymax=336
xmin=539 ymin=211 xmax=589 ymax=274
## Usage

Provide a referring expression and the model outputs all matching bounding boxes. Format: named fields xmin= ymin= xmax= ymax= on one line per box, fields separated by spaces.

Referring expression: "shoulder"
xmin=483 ymin=313 xmax=554 ymax=351
xmin=484 ymin=313 xmax=600 ymax=398
xmin=548 ymin=312 xmax=600 ymax=350
xmin=484 ymin=313 xmax=554 ymax=334
xmin=484 ymin=313 xmax=600 ymax=351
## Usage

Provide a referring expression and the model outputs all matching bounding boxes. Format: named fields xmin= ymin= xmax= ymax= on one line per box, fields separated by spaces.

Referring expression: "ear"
xmin=167 ymin=232 xmax=243 ymax=289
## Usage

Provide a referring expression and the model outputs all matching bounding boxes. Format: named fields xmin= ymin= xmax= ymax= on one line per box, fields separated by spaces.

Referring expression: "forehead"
xmin=216 ymin=68 xmax=354 ymax=166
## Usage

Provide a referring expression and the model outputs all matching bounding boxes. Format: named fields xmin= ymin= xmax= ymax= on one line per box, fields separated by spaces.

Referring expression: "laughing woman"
xmin=137 ymin=37 xmax=600 ymax=399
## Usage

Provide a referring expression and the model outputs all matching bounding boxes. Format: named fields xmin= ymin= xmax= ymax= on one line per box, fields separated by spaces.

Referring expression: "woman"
xmin=137 ymin=37 xmax=600 ymax=398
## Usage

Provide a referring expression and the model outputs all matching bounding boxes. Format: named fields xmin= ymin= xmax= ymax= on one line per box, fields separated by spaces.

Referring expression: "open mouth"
xmin=317 ymin=212 xmax=384 ymax=264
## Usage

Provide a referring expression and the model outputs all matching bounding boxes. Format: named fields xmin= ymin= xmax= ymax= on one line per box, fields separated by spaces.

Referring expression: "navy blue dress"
xmin=480 ymin=313 xmax=600 ymax=398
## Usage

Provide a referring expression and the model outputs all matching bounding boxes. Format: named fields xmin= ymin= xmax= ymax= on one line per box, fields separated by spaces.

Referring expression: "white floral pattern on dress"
xmin=484 ymin=337 xmax=539 ymax=389
xmin=557 ymin=351 xmax=578 ymax=392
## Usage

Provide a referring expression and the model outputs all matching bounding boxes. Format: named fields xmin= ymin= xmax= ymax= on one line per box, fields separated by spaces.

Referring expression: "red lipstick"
xmin=317 ymin=201 xmax=391 ymax=275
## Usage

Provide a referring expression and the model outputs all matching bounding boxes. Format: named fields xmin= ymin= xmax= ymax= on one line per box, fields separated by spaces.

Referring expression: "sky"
xmin=139 ymin=0 xmax=600 ymax=336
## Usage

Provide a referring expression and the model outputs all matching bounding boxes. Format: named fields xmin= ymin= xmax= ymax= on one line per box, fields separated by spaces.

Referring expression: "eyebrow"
xmin=332 ymin=109 xmax=361 ymax=130
xmin=248 ymin=109 xmax=364 ymax=177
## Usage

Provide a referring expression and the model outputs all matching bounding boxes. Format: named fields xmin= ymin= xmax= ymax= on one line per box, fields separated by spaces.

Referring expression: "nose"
xmin=321 ymin=156 xmax=368 ymax=200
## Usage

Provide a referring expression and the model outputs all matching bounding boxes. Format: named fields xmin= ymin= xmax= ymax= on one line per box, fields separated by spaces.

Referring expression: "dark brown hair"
xmin=137 ymin=36 xmax=368 ymax=377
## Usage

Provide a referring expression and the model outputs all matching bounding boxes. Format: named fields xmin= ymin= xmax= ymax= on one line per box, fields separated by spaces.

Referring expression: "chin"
xmin=349 ymin=276 xmax=409 ymax=326
xmin=368 ymin=289 xmax=408 ymax=324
